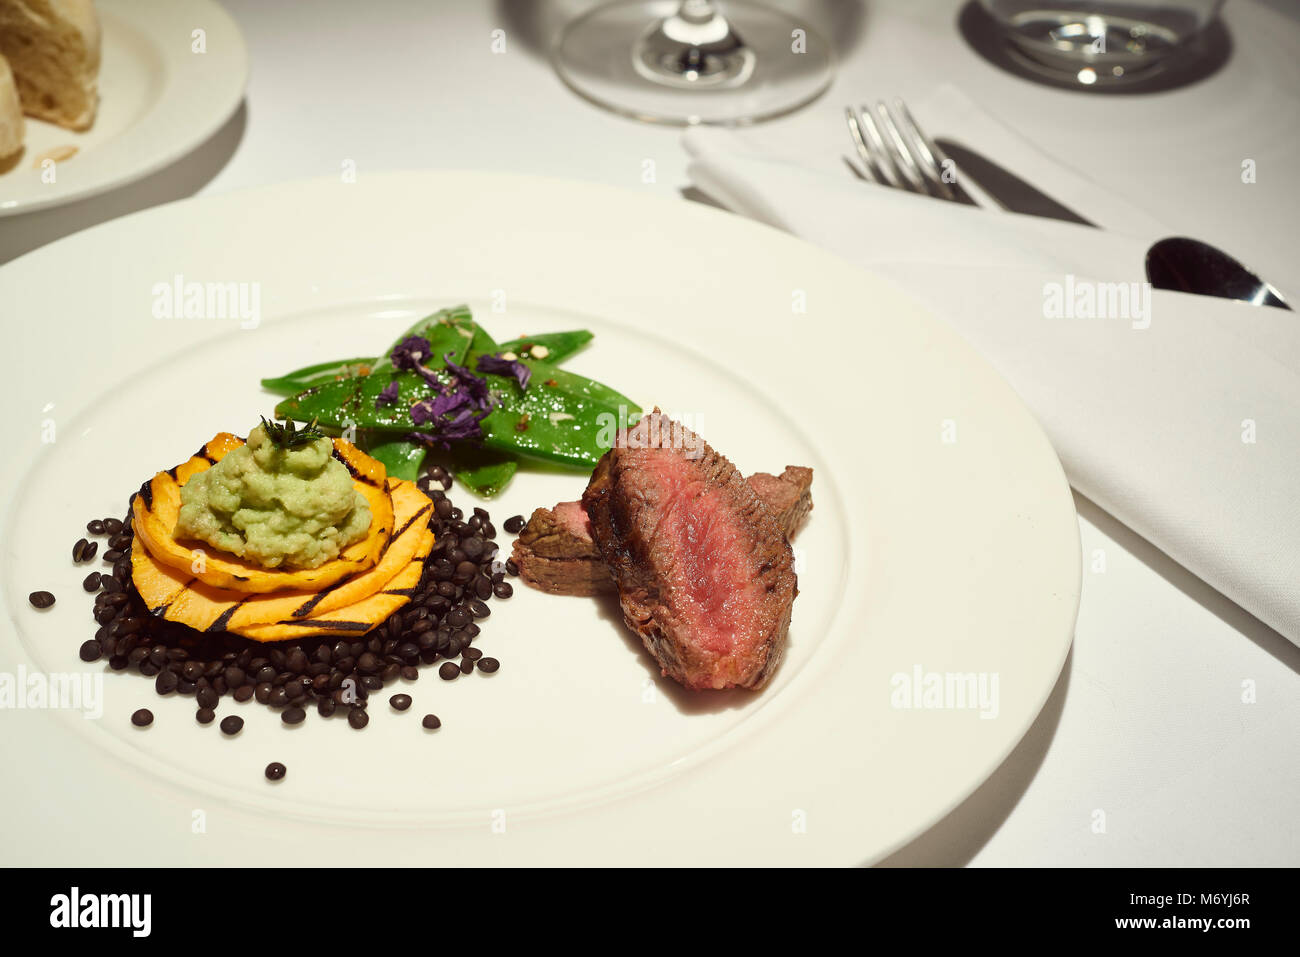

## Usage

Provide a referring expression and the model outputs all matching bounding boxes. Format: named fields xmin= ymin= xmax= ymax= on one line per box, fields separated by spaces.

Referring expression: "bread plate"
xmin=0 ymin=0 xmax=246 ymax=216
xmin=0 ymin=171 xmax=1080 ymax=865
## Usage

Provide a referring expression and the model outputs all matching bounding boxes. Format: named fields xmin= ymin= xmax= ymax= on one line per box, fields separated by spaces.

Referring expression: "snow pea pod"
xmin=364 ymin=429 xmax=513 ymax=495
xmin=494 ymin=330 xmax=593 ymax=364
xmin=276 ymin=371 xmax=431 ymax=432
xmin=473 ymin=361 xmax=641 ymax=467
xmin=260 ymin=358 xmax=375 ymax=397
xmin=465 ymin=321 xmax=500 ymax=357
xmin=371 ymin=305 xmax=476 ymax=374
xmin=447 ymin=446 xmax=518 ymax=498
xmin=440 ymin=323 xmax=522 ymax=492
xmin=366 ymin=437 xmax=427 ymax=481
xmin=275 ymin=360 xmax=638 ymax=469
xmin=461 ymin=328 xmax=641 ymax=464
xmin=261 ymin=307 xmax=475 ymax=399
xmin=261 ymin=328 xmax=593 ymax=398
xmin=275 ymin=315 xmax=478 ymax=427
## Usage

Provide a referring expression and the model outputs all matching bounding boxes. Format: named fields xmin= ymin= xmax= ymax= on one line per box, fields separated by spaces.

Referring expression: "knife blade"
xmin=934 ymin=138 xmax=1098 ymax=227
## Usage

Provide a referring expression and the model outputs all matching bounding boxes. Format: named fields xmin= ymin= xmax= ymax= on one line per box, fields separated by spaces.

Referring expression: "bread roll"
xmin=0 ymin=54 xmax=23 ymax=160
xmin=0 ymin=0 xmax=100 ymax=131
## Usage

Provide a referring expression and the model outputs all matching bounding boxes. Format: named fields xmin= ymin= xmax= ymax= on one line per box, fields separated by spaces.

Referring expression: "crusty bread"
xmin=0 ymin=0 xmax=100 ymax=131
xmin=0 ymin=54 xmax=23 ymax=161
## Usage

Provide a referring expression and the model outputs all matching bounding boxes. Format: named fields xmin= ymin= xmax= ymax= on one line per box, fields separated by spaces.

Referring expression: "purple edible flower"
xmin=409 ymin=389 xmax=466 ymax=425
xmin=397 ymin=348 xmax=498 ymax=448
xmin=374 ymin=380 xmax=400 ymax=408
xmin=476 ymin=353 xmax=531 ymax=392
xmin=405 ymin=406 xmax=490 ymax=450
xmin=444 ymin=353 xmax=493 ymax=406
xmin=390 ymin=336 xmax=431 ymax=372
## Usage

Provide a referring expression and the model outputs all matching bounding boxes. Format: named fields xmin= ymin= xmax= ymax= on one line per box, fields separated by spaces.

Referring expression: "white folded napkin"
xmin=684 ymin=93 xmax=1300 ymax=645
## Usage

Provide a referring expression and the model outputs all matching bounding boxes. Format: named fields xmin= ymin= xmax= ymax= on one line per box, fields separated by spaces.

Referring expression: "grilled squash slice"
xmin=233 ymin=559 xmax=426 ymax=641
xmin=131 ymin=432 xmax=394 ymax=594
xmin=130 ymin=478 xmax=434 ymax=641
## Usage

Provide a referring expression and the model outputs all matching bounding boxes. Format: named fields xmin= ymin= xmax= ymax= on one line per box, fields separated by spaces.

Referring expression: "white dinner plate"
xmin=0 ymin=0 xmax=246 ymax=215
xmin=0 ymin=171 xmax=1080 ymax=865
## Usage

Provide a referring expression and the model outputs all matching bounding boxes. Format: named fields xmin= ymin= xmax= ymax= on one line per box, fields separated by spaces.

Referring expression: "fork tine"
xmin=843 ymin=98 xmax=981 ymax=205
xmin=843 ymin=107 xmax=880 ymax=184
xmin=891 ymin=98 xmax=959 ymax=202
xmin=873 ymin=101 xmax=929 ymax=195
xmin=854 ymin=105 xmax=905 ymax=190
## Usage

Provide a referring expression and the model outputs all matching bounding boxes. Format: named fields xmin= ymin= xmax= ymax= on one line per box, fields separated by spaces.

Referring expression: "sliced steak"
xmin=513 ymin=466 xmax=812 ymax=597
xmin=582 ymin=411 xmax=797 ymax=691
xmin=510 ymin=501 xmax=609 ymax=596
xmin=747 ymin=465 xmax=814 ymax=537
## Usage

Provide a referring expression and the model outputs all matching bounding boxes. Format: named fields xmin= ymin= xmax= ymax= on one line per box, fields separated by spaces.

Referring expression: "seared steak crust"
xmin=582 ymin=412 xmax=797 ymax=690
xmin=748 ymin=466 xmax=814 ymax=538
xmin=510 ymin=502 xmax=609 ymax=596
xmin=513 ymin=466 xmax=812 ymax=597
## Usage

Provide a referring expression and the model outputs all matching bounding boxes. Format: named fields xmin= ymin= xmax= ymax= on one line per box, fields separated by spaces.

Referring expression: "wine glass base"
xmin=553 ymin=0 xmax=835 ymax=126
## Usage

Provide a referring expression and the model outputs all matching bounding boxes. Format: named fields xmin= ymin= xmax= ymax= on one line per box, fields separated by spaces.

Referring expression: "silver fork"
xmin=844 ymin=99 xmax=976 ymax=206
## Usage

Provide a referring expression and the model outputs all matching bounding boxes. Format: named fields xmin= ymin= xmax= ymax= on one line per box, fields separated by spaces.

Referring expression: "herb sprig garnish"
xmin=261 ymin=415 xmax=326 ymax=450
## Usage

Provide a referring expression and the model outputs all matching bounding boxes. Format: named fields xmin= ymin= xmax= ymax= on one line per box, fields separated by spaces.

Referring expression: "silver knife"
xmin=933 ymin=138 xmax=1098 ymax=227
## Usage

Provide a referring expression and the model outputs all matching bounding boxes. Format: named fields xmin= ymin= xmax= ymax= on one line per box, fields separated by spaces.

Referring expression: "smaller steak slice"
xmin=510 ymin=501 xmax=609 ymax=596
xmin=746 ymin=465 xmax=814 ymax=537
xmin=513 ymin=466 xmax=813 ymax=597
xmin=583 ymin=411 xmax=797 ymax=691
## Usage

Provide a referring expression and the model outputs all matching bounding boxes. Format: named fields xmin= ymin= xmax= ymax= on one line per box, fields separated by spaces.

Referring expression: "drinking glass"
xmin=552 ymin=0 xmax=835 ymax=125
xmin=978 ymin=0 xmax=1226 ymax=86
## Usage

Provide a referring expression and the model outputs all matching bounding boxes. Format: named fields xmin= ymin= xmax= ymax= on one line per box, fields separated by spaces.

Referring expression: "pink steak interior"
xmin=641 ymin=450 xmax=766 ymax=656
xmin=553 ymin=500 xmax=594 ymax=542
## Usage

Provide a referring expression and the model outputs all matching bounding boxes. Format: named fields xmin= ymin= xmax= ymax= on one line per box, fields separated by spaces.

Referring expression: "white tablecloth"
xmin=7 ymin=0 xmax=1298 ymax=866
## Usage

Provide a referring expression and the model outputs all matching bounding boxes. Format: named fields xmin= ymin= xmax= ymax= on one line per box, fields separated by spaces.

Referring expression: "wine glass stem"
xmin=662 ymin=0 xmax=744 ymax=51
xmin=679 ymin=0 xmax=717 ymax=22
